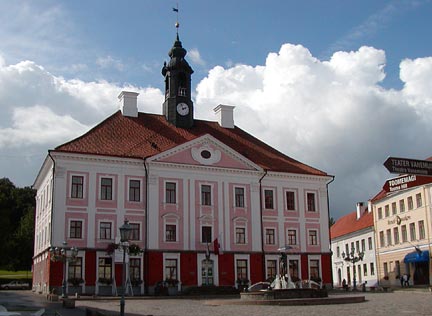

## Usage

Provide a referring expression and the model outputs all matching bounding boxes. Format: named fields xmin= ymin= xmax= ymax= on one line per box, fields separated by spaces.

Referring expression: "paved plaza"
xmin=1 ymin=290 xmax=432 ymax=316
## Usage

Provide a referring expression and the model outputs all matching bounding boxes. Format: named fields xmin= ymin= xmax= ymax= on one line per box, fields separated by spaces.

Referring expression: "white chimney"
xmin=118 ymin=91 xmax=139 ymax=117
xmin=214 ymin=104 xmax=235 ymax=128
xmin=356 ymin=202 xmax=366 ymax=220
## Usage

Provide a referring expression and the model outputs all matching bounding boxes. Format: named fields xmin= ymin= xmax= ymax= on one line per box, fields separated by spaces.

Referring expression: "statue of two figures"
xmin=271 ymin=274 xmax=296 ymax=289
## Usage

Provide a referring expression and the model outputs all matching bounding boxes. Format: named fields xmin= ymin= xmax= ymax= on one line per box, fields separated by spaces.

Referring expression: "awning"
xmin=404 ymin=250 xmax=429 ymax=263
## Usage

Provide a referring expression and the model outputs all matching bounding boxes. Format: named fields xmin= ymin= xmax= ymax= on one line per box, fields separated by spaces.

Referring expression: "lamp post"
xmin=119 ymin=220 xmax=132 ymax=316
xmin=342 ymin=246 xmax=364 ymax=290
xmin=49 ymin=241 xmax=78 ymax=298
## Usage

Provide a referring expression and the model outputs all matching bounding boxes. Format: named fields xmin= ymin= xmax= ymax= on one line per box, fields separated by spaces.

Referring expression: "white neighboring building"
xmin=330 ymin=203 xmax=378 ymax=288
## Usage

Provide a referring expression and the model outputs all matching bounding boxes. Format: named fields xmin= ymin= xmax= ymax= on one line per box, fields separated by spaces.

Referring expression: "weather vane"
xmin=173 ymin=3 xmax=179 ymax=34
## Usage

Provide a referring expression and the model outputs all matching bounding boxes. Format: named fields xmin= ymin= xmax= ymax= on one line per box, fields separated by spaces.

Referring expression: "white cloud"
xmin=196 ymin=43 xmax=432 ymax=217
xmin=188 ymin=48 xmax=206 ymax=66
xmin=96 ymin=56 xmax=125 ymax=71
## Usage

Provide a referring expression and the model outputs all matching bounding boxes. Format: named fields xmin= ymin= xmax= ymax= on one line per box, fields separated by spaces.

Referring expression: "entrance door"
xmin=414 ymin=262 xmax=429 ymax=285
xmin=202 ymin=259 xmax=214 ymax=286
xmin=337 ymin=268 xmax=342 ymax=286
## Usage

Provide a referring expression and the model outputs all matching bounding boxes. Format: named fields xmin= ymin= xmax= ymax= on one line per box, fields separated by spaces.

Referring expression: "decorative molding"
xmin=191 ymin=143 xmax=221 ymax=165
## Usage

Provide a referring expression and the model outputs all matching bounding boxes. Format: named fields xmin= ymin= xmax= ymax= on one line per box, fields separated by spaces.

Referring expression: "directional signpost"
xmin=383 ymin=157 xmax=432 ymax=176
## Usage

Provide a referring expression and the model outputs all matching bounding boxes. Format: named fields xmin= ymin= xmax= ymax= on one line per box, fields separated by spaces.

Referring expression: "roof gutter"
xmin=326 ymin=175 xmax=335 ymax=287
xmin=143 ymin=156 xmax=151 ymax=295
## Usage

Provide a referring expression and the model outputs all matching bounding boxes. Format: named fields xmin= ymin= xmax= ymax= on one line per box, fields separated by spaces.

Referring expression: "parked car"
xmin=0 ymin=280 xmax=30 ymax=290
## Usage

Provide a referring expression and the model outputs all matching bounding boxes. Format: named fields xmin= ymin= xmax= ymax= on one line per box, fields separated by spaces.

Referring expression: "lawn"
xmin=0 ymin=270 xmax=32 ymax=280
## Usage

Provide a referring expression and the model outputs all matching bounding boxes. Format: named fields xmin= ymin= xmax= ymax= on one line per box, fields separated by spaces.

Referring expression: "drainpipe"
xmin=143 ymin=156 xmax=150 ymax=295
xmin=326 ymin=175 xmax=335 ymax=288
xmin=259 ymin=169 xmax=268 ymax=282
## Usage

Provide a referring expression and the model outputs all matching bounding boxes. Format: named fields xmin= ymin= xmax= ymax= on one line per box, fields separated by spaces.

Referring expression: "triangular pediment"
xmin=148 ymin=134 xmax=261 ymax=171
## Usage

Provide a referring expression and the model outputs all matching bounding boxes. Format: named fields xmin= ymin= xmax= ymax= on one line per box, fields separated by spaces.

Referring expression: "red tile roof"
xmin=54 ymin=111 xmax=328 ymax=176
xmin=330 ymin=209 xmax=374 ymax=239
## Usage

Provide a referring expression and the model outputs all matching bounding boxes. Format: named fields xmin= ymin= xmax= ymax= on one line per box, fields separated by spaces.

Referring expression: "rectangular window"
xmin=235 ymin=187 xmax=245 ymax=208
xmin=71 ymin=176 xmax=84 ymax=199
xmin=309 ymin=259 xmax=320 ymax=279
xmin=202 ymin=226 xmax=212 ymax=243
xmin=399 ymin=200 xmax=405 ymax=213
xmin=356 ymin=240 xmax=360 ymax=252
xmin=383 ymin=262 xmax=388 ymax=277
xmin=266 ymin=260 xmax=277 ymax=280
xmin=378 ymin=207 xmax=383 ymax=219
xmin=386 ymin=229 xmax=392 ymax=246
xmin=361 ymin=239 xmax=365 ymax=252
xmin=392 ymin=202 xmax=397 ymax=215
xmin=379 ymin=231 xmax=385 ymax=247
xmin=336 ymin=246 xmax=340 ymax=258
xmin=368 ymin=237 xmax=372 ymax=250
xmin=98 ymin=257 xmax=112 ymax=280
xmin=201 ymin=185 xmax=212 ymax=206
xmin=100 ymin=177 xmax=113 ymax=200
xmin=306 ymin=193 xmax=316 ymax=212
xmin=416 ymin=193 xmax=422 ymax=208
xmin=395 ymin=260 xmax=401 ymax=278
xmin=129 ymin=180 xmax=140 ymax=202
xmin=264 ymin=189 xmax=274 ymax=209
xmin=394 ymin=227 xmax=399 ymax=244
xmin=166 ymin=224 xmax=176 ymax=242
xmin=130 ymin=223 xmax=140 ymax=241
xmin=289 ymin=260 xmax=299 ymax=280
xmin=407 ymin=196 xmax=413 ymax=210
xmin=308 ymin=230 xmax=318 ymax=245
xmin=385 ymin=205 xmax=390 ymax=217
xmin=363 ymin=263 xmax=368 ymax=276
xmin=345 ymin=243 xmax=349 ymax=255
xmin=286 ymin=191 xmax=296 ymax=211
xmin=419 ymin=220 xmax=425 ymax=240
xmin=236 ymin=259 xmax=248 ymax=280
xmin=265 ymin=229 xmax=275 ymax=245
xmin=409 ymin=223 xmax=416 ymax=241
xmin=99 ymin=222 xmax=112 ymax=240
xmin=70 ymin=220 xmax=82 ymax=239
xmin=370 ymin=262 xmax=375 ymax=275
xmin=401 ymin=225 xmax=408 ymax=242
xmin=165 ymin=182 xmax=176 ymax=204
xmin=165 ymin=259 xmax=178 ymax=281
xmin=68 ymin=257 xmax=82 ymax=279
xmin=236 ymin=227 xmax=246 ymax=244
xmin=288 ymin=230 xmax=297 ymax=245
xmin=130 ymin=258 xmax=141 ymax=281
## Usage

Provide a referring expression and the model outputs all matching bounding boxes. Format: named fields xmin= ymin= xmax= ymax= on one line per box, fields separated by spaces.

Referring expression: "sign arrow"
xmin=384 ymin=157 xmax=432 ymax=176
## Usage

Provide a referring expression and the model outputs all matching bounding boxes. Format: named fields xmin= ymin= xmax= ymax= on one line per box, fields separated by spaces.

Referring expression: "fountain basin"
xmin=241 ymin=288 xmax=328 ymax=301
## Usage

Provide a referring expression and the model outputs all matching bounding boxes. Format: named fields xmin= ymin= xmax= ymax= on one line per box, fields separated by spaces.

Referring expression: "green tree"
xmin=0 ymin=178 xmax=35 ymax=270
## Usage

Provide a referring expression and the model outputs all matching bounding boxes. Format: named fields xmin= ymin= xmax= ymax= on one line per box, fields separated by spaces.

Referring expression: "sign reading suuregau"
xmin=383 ymin=157 xmax=432 ymax=176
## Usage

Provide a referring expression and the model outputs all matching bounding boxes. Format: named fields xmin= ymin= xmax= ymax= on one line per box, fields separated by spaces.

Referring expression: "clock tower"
xmin=162 ymin=31 xmax=194 ymax=128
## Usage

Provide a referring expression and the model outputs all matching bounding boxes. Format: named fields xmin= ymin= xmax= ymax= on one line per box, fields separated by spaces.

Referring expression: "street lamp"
xmin=342 ymin=246 xmax=364 ymax=290
xmin=49 ymin=241 xmax=78 ymax=298
xmin=119 ymin=220 xmax=132 ymax=316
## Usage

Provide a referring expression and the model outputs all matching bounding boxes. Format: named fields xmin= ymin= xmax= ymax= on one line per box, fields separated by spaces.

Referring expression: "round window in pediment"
xmin=201 ymin=150 xmax=211 ymax=159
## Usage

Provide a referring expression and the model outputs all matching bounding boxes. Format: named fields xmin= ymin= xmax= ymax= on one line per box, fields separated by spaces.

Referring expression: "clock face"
xmin=176 ymin=102 xmax=189 ymax=116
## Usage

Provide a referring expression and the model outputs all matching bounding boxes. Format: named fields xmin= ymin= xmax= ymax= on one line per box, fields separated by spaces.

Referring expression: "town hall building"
xmin=32 ymin=30 xmax=333 ymax=296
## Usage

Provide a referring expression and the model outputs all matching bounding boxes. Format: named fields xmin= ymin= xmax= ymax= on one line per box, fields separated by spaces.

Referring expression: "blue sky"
xmin=1 ymin=0 xmax=432 ymax=219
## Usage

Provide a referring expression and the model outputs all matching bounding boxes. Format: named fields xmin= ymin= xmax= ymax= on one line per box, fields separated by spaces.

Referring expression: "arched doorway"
xmin=337 ymin=268 xmax=342 ymax=286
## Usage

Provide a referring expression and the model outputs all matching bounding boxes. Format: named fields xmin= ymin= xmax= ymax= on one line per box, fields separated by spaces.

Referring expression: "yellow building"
xmin=370 ymin=174 xmax=432 ymax=287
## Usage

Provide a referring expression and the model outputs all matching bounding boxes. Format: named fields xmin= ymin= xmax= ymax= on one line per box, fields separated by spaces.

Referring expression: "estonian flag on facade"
xmin=213 ymin=238 xmax=220 ymax=255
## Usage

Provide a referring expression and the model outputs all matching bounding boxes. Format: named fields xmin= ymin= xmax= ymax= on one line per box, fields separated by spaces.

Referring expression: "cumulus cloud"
xmin=196 ymin=43 xmax=432 ymax=217
xmin=188 ymin=48 xmax=206 ymax=66
xmin=0 ymin=55 xmax=164 ymax=148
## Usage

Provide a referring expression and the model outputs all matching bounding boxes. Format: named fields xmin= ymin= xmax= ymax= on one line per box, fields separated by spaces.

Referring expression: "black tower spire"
xmin=162 ymin=11 xmax=194 ymax=128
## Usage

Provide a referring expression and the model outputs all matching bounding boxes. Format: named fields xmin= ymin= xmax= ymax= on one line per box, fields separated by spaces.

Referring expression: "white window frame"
xmin=200 ymin=183 xmax=213 ymax=206
xmin=285 ymin=189 xmax=297 ymax=211
xmin=70 ymin=173 xmax=86 ymax=199
xmin=98 ymin=220 xmax=114 ymax=241
xmin=128 ymin=178 xmax=142 ymax=202
xmin=164 ymin=180 xmax=178 ymax=205
xmin=234 ymin=186 xmax=247 ymax=208
xmin=307 ymin=228 xmax=319 ymax=246
xmin=68 ymin=219 xmax=85 ymax=239
xmin=163 ymin=213 xmax=180 ymax=242
xmin=99 ymin=175 xmax=115 ymax=201
xmin=305 ymin=191 xmax=318 ymax=212
xmin=263 ymin=188 xmax=275 ymax=210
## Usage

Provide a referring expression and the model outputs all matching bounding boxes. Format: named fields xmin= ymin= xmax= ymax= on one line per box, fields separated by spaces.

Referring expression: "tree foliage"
xmin=0 ymin=178 xmax=35 ymax=270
